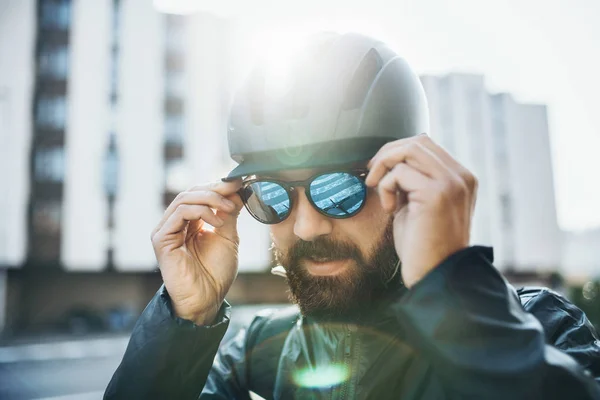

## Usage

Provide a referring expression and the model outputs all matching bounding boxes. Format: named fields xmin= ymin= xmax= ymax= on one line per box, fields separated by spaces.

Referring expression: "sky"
xmin=157 ymin=0 xmax=600 ymax=231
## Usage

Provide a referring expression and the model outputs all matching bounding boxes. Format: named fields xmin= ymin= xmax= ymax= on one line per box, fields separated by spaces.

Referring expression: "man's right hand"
xmin=150 ymin=180 xmax=243 ymax=325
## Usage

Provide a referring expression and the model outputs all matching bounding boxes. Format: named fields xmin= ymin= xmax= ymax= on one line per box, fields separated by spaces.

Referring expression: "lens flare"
xmin=292 ymin=364 xmax=350 ymax=388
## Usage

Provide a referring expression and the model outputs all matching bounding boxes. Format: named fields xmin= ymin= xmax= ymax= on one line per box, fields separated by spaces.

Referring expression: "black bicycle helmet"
xmin=223 ymin=32 xmax=429 ymax=181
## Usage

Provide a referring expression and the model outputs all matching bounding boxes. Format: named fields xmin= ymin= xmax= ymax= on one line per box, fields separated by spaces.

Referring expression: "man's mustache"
xmin=286 ymin=237 xmax=363 ymax=264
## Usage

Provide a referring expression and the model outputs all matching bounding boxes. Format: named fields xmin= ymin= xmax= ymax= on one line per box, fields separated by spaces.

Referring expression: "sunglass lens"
xmin=309 ymin=172 xmax=366 ymax=217
xmin=242 ymin=181 xmax=291 ymax=224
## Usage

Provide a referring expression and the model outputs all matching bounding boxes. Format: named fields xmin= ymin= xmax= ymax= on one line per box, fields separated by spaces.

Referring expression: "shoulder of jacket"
xmin=516 ymin=286 xmax=550 ymax=307
xmin=515 ymin=286 xmax=573 ymax=308
xmin=247 ymin=305 xmax=300 ymax=334
xmin=246 ymin=305 xmax=300 ymax=346
xmin=517 ymin=286 xmax=582 ymax=318
xmin=516 ymin=286 xmax=600 ymax=345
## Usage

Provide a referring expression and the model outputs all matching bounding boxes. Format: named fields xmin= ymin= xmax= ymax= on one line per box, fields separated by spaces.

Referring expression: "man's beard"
xmin=272 ymin=220 xmax=400 ymax=319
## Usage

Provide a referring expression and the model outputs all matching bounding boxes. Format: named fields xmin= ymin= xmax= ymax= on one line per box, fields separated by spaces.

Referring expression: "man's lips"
xmin=304 ymin=258 xmax=350 ymax=276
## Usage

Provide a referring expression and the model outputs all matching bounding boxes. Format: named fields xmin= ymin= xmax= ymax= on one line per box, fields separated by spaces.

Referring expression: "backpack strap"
xmin=245 ymin=305 xmax=300 ymax=399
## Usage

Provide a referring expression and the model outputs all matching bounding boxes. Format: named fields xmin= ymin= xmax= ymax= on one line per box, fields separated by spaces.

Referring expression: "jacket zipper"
xmin=338 ymin=324 xmax=357 ymax=400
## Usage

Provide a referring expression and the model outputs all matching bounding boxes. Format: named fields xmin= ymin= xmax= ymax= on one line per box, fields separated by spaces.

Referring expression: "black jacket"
xmin=104 ymin=246 xmax=600 ymax=399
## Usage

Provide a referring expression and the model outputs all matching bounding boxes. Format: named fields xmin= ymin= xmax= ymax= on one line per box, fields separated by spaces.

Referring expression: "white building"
xmin=490 ymin=93 xmax=562 ymax=272
xmin=0 ymin=0 xmax=274 ymax=332
xmin=0 ymin=0 xmax=270 ymax=273
xmin=421 ymin=74 xmax=497 ymax=252
xmin=421 ymin=73 xmax=562 ymax=272
xmin=0 ymin=0 xmax=35 ymax=270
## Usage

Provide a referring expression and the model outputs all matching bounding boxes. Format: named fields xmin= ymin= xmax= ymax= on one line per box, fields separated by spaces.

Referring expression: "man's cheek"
xmin=270 ymin=228 xmax=295 ymax=253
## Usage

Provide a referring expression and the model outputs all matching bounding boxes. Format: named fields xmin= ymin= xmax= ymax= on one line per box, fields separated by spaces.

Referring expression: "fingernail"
xmin=365 ymin=174 xmax=373 ymax=187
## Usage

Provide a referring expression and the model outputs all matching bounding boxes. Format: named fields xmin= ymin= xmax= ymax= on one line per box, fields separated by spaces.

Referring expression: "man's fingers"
xmin=186 ymin=179 xmax=243 ymax=196
xmin=212 ymin=193 xmax=244 ymax=242
xmin=153 ymin=184 xmax=242 ymax=237
xmin=367 ymin=135 xmax=417 ymax=165
xmin=372 ymin=135 xmax=476 ymax=192
xmin=413 ymin=135 xmax=464 ymax=173
xmin=155 ymin=204 xmax=223 ymax=243
xmin=366 ymin=141 xmax=448 ymax=187
xmin=377 ymin=163 xmax=431 ymax=212
xmin=187 ymin=218 xmax=205 ymax=238
xmin=411 ymin=136 xmax=478 ymax=209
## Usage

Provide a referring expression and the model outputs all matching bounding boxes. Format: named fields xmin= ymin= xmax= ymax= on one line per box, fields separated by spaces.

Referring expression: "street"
xmin=0 ymin=304 xmax=288 ymax=400
xmin=0 ymin=334 xmax=128 ymax=400
xmin=0 ymin=357 xmax=119 ymax=400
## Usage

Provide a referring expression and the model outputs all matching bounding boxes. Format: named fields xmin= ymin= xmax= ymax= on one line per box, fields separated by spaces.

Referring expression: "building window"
xmin=437 ymin=78 xmax=455 ymax=154
xmin=166 ymin=72 xmax=186 ymax=98
xmin=36 ymin=96 xmax=66 ymax=129
xmin=40 ymin=0 xmax=71 ymax=30
xmin=468 ymin=90 xmax=482 ymax=127
xmin=490 ymin=96 xmax=508 ymax=168
xmin=32 ymin=200 xmax=62 ymax=235
xmin=467 ymin=90 xmax=485 ymax=159
xmin=110 ymin=56 xmax=119 ymax=105
xmin=34 ymin=147 xmax=65 ymax=182
xmin=38 ymin=45 xmax=69 ymax=79
xmin=165 ymin=159 xmax=190 ymax=193
xmin=104 ymin=135 xmax=119 ymax=196
xmin=500 ymin=193 xmax=513 ymax=230
xmin=112 ymin=0 xmax=121 ymax=42
xmin=109 ymin=0 xmax=121 ymax=106
xmin=165 ymin=15 xmax=186 ymax=54
xmin=165 ymin=114 xmax=184 ymax=144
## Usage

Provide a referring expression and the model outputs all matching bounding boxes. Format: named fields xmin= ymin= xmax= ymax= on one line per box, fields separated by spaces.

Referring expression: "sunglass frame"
xmin=238 ymin=169 xmax=369 ymax=224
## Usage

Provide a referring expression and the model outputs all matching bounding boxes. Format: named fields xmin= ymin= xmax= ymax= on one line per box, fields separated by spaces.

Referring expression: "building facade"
xmin=421 ymin=74 xmax=562 ymax=272
xmin=490 ymin=93 xmax=562 ymax=272
xmin=0 ymin=0 xmax=270 ymax=273
xmin=0 ymin=0 xmax=36 ymax=271
xmin=0 ymin=0 xmax=272 ymax=332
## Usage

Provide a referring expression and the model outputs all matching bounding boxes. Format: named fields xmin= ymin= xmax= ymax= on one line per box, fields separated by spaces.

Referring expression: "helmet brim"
xmin=222 ymin=137 xmax=393 ymax=181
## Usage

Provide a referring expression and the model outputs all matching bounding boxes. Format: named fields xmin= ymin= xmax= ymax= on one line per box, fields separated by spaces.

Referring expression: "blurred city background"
xmin=0 ymin=0 xmax=598 ymax=398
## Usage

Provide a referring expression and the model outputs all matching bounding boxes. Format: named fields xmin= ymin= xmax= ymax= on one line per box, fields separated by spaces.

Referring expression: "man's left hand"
xmin=365 ymin=134 xmax=478 ymax=289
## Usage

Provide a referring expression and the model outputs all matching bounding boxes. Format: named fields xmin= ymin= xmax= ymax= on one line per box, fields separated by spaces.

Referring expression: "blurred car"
xmin=106 ymin=306 xmax=138 ymax=332
xmin=60 ymin=307 xmax=107 ymax=335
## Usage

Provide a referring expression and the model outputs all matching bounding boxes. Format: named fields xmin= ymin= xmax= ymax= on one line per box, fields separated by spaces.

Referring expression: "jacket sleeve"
xmin=393 ymin=246 xmax=600 ymax=400
xmin=104 ymin=285 xmax=232 ymax=400
xmin=519 ymin=287 xmax=600 ymax=387
xmin=200 ymin=327 xmax=252 ymax=399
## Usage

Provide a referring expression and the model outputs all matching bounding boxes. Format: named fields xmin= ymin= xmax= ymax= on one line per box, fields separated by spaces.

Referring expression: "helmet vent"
xmin=247 ymin=71 xmax=265 ymax=125
xmin=286 ymin=66 xmax=311 ymax=119
xmin=342 ymin=49 xmax=382 ymax=110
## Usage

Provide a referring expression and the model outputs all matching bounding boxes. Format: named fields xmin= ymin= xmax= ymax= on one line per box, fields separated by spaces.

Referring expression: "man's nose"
xmin=292 ymin=189 xmax=333 ymax=241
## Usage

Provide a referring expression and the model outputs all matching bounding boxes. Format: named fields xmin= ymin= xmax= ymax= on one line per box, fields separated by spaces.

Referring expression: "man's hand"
xmin=365 ymin=134 xmax=478 ymax=288
xmin=150 ymin=180 xmax=243 ymax=325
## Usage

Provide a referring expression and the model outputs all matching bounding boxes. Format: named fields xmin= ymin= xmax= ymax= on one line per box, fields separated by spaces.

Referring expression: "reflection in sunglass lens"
xmin=309 ymin=172 xmax=366 ymax=217
xmin=242 ymin=181 xmax=291 ymax=224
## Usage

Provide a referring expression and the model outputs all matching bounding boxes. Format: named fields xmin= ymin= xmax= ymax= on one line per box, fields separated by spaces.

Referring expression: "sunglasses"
xmin=238 ymin=169 xmax=368 ymax=224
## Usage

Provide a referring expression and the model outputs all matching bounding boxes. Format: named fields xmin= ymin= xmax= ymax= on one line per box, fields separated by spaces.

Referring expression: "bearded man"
xmin=105 ymin=33 xmax=600 ymax=399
